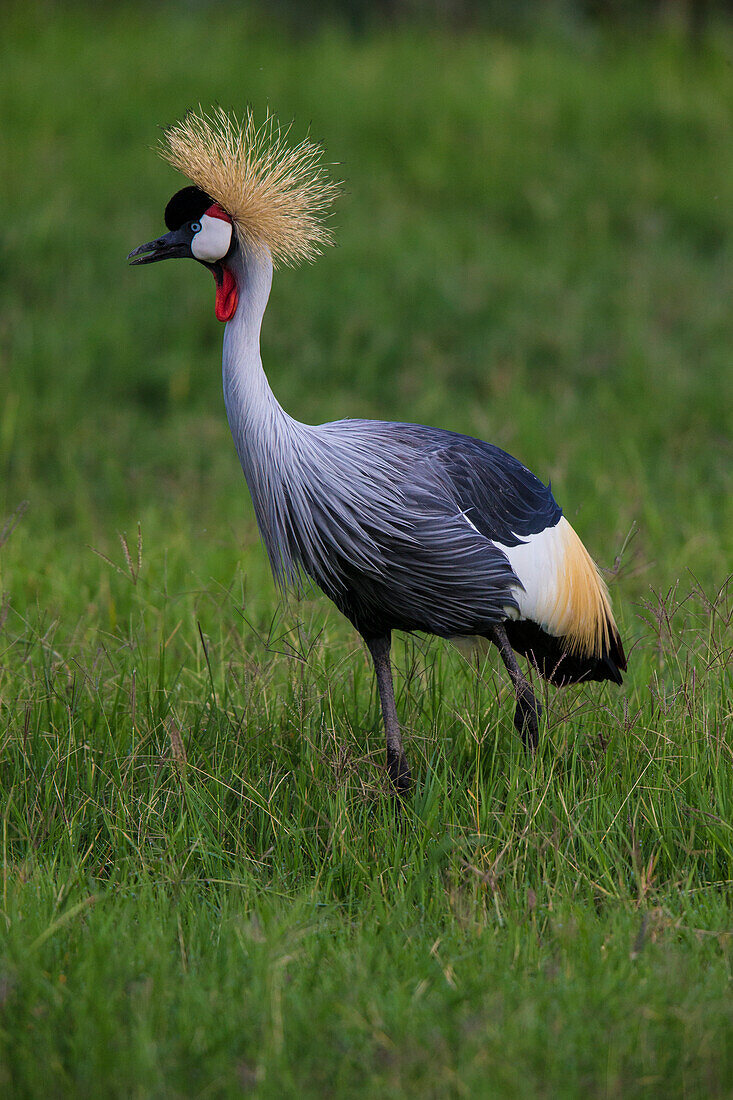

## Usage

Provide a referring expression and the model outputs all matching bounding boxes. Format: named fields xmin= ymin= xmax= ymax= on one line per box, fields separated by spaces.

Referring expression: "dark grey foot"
xmin=514 ymin=688 xmax=542 ymax=751
xmin=387 ymin=749 xmax=412 ymax=798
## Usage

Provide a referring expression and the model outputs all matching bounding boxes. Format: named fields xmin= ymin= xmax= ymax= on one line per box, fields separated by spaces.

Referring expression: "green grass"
xmin=1 ymin=4 xmax=732 ymax=1096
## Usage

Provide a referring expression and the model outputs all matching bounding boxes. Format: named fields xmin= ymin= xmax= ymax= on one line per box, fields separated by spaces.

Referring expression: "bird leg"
xmin=489 ymin=624 xmax=542 ymax=751
xmin=365 ymin=634 xmax=412 ymax=797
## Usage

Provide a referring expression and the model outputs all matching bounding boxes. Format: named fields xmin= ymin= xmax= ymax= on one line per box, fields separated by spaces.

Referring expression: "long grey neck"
xmin=222 ymin=244 xmax=285 ymax=442
xmin=221 ymin=243 xmax=305 ymax=583
xmin=220 ymin=241 xmax=406 ymax=598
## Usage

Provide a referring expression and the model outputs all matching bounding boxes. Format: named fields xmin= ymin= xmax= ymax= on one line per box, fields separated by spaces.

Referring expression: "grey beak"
xmin=128 ymin=226 xmax=192 ymax=265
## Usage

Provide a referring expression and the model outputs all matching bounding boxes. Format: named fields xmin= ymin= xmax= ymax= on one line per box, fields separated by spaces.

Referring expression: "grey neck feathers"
xmin=222 ymin=244 xmax=278 ymax=436
xmin=222 ymin=244 xmax=301 ymax=584
xmin=222 ymin=243 xmax=412 ymax=601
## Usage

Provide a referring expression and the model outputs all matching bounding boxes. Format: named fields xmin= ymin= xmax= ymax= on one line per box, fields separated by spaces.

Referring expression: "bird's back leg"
xmin=489 ymin=624 xmax=542 ymax=750
xmin=365 ymin=633 xmax=412 ymax=797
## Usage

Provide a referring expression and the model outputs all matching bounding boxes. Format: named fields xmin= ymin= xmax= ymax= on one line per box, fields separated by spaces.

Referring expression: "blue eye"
xmin=190 ymin=221 xmax=202 ymax=233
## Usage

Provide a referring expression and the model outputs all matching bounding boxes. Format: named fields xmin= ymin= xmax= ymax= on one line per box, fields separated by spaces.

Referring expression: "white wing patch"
xmin=493 ymin=516 xmax=614 ymax=657
xmin=494 ymin=520 xmax=568 ymax=628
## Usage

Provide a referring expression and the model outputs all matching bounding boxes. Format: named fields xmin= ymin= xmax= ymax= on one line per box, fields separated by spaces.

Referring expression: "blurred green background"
xmin=1 ymin=3 xmax=732 ymax=1096
xmin=2 ymin=2 xmax=731 ymax=625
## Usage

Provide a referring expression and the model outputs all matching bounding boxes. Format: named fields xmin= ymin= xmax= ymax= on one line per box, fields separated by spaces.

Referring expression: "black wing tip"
xmin=502 ymin=618 xmax=628 ymax=687
xmin=599 ymin=653 xmax=624 ymax=686
xmin=606 ymin=623 xmax=627 ymax=679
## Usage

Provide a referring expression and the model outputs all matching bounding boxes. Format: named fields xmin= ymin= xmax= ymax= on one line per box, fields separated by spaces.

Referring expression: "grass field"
xmin=1 ymin=4 xmax=732 ymax=1096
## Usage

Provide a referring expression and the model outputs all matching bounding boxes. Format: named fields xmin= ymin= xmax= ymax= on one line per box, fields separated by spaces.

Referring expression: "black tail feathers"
xmin=503 ymin=618 xmax=627 ymax=687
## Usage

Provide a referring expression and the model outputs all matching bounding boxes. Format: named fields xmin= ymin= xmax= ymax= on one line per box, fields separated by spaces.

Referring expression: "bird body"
xmin=129 ymin=108 xmax=626 ymax=795
xmin=222 ymin=243 xmax=624 ymax=685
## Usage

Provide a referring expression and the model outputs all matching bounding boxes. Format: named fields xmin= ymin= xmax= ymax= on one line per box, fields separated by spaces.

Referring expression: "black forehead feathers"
xmin=164 ymin=186 xmax=214 ymax=231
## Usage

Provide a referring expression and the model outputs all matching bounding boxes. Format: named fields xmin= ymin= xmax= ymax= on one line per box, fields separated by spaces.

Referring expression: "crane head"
xmin=128 ymin=185 xmax=238 ymax=322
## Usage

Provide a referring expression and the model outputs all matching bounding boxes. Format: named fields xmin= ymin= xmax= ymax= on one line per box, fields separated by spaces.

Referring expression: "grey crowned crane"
xmin=129 ymin=109 xmax=626 ymax=797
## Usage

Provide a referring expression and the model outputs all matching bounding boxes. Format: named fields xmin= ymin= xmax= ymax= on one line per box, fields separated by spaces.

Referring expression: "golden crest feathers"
xmin=158 ymin=107 xmax=339 ymax=267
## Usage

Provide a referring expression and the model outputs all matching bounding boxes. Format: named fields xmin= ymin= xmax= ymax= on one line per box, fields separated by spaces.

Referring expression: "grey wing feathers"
xmin=245 ymin=415 xmax=563 ymax=638
xmin=266 ymin=420 xmax=562 ymax=638
xmin=424 ymin=433 xmax=562 ymax=545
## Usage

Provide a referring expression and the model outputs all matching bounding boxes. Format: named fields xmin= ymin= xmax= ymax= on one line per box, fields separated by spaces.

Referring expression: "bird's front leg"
xmin=489 ymin=624 xmax=542 ymax=751
xmin=365 ymin=633 xmax=412 ymax=797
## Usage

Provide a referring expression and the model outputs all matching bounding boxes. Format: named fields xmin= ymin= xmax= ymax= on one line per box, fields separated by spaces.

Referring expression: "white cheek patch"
xmin=191 ymin=214 xmax=233 ymax=262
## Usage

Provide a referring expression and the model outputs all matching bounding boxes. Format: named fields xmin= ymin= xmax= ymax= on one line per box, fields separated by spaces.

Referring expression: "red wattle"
xmin=214 ymin=267 xmax=238 ymax=322
xmin=204 ymin=202 xmax=231 ymax=223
